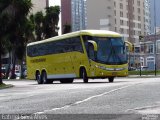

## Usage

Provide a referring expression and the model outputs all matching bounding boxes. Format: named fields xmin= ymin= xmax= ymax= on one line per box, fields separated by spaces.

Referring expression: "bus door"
xmin=85 ymin=41 xmax=97 ymax=77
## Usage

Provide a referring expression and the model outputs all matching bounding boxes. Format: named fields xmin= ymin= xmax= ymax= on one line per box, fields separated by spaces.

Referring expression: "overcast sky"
xmin=49 ymin=0 xmax=61 ymax=6
xmin=49 ymin=0 xmax=62 ymax=35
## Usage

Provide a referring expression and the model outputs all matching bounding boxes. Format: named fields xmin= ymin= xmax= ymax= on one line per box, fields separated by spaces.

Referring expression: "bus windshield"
xmin=95 ymin=37 xmax=127 ymax=65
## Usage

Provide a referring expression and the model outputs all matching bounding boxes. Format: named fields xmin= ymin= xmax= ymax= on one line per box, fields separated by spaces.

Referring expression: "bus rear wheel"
xmin=41 ymin=71 xmax=48 ymax=84
xmin=108 ymin=77 xmax=114 ymax=83
xmin=36 ymin=72 xmax=42 ymax=84
xmin=80 ymin=68 xmax=88 ymax=83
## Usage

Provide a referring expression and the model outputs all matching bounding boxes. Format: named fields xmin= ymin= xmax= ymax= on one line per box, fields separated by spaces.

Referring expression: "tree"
xmin=0 ymin=0 xmax=16 ymax=83
xmin=32 ymin=6 xmax=60 ymax=41
xmin=0 ymin=0 xmax=33 ymax=82
xmin=63 ymin=24 xmax=71 ymax=34
xmin=34 ymin=12 xmax=44 ymax=41
xmin=44 ymin=6 xmax=60 ymax=38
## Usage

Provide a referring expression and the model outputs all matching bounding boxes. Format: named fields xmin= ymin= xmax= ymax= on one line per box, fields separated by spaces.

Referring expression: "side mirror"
xmin=88 ymin=40 xmax=98 ymax=51
xmin=125 ymin=41 xmax=134 ymax=52
xmin=87 ymin=40 xmax=98 ymax=61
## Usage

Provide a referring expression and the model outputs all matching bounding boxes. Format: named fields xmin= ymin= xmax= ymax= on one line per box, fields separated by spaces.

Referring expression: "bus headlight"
xmin=97 ymin=66 xmax=127 ymax=71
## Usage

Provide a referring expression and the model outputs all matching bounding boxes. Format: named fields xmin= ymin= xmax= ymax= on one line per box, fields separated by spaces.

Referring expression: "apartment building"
xmin=86 ymin=0 xmax=152 ymax=69
xmin=61 ymin=0 xmax=151 ymax=43
xmin=86 ymin=0 xmax=151 ymax=44
xmin=61 ymin=0 xmax=72 ymax=33
xmin=150 ymin=0 xmax=160 ymax=33
xmin=61 ymin=0 xmax=87 ymax=32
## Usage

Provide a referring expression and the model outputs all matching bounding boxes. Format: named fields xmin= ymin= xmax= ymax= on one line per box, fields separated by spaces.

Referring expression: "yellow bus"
xmin=26 ymin=30 xmax=133 ymax=84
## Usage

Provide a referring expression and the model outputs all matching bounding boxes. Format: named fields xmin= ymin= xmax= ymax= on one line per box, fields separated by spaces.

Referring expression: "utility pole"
xmin=154 ymin=0 xmax=157 ymax=76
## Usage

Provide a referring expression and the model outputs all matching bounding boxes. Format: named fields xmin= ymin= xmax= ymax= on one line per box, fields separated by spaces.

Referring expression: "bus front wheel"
xmin=80 ymin=68 xmax=88 ymax=83
xmin=108 ymin=77 xmax=114 ymax=83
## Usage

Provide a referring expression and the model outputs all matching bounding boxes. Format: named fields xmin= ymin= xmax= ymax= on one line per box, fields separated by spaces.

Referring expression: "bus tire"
xmin=41 ymin=71 xmax=48 ymax=84
xmin=60 ymin=79 xmax=74 ymax=83
xmin=81 ymin=68 xmax=88 ymax=83
xmin=108 ymin=77 xmax=114 ymax=83
xmin=36 ymin=72 xmax=42 ymax=84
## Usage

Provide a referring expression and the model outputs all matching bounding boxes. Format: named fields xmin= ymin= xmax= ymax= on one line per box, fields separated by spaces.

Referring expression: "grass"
xmin=0 ymin=83 xmax=13 ymax=89
xmin=0 ymin=83 xmax=7 ymax=88
xmin=129 ymin=70 xmax=160 ymax=75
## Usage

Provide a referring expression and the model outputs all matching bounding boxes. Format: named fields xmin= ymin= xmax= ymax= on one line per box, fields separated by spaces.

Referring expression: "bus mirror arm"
xmin=88 ymin=40 xmax=98 ymax=61
xmin=125 ymin=41 xmax=134 ymax=52
xmin=88 ymin=40 xmax=98 ymax=51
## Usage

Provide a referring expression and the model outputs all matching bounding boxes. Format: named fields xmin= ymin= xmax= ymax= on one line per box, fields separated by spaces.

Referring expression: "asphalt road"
xmin=1 ymin=78 xmax=160 ymax=120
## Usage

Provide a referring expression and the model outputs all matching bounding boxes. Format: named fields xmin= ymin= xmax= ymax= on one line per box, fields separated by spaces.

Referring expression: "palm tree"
xmin=0 ymin=0 xmax=33 ymax=82
xmin=34 ymin=11 xmax=44 ymax=41
xmin=63 ymin=24 xmax=71 ymax=34
xmin=43 ymin=6 xmax=60 ymax=39
xmin=32 ymin=6 xmax=60 ymax=41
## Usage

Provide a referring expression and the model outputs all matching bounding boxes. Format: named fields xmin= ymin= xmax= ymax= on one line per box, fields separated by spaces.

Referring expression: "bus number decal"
xmin=30 ymin=58 xmax=46 ymax=63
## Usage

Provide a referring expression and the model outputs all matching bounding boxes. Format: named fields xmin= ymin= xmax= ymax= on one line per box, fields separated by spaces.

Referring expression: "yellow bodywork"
xmin=26 ymin=30 xmax=129 ymax=80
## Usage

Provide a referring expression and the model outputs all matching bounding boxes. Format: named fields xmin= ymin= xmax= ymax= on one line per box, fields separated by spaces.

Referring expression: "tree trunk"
xmin=0 ymin=57 xmax=3 ymax=84
xmin=10 ymin=50 xmax=16 ymax=79
xmin=0 ymin=41 xmax=3 ymax=84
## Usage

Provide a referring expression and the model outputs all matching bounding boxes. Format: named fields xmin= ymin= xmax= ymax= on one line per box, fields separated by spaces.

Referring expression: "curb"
xmin=128 ymin=75 xmax=160 ymax=78
xmin=0 ymin=84 xmax=14 ymax=90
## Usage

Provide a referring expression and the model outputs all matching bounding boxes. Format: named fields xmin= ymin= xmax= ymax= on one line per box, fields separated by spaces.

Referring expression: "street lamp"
xmin=154 ymin=0 xmax=157 ymax=76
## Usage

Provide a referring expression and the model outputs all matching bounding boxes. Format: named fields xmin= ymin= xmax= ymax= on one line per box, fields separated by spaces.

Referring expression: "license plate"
xmin=112 ymin=72 xmax=117 ymax=76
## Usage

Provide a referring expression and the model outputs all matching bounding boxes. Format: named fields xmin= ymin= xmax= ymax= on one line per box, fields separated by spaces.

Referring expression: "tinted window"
xmin=27 ymin=36 xmax=83 ymax=57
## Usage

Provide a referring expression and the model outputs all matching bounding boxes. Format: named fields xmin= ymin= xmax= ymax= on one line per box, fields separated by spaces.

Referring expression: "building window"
xmin=138 ymin=8 xmax=140 ymax=13
xmin=146 ymin=43 xmax=154 ymax=54
xmin=120 ymin=28 xmax=124 ymax=33
xmin=138 ymin=23 xmax=141 ymax=28
xmin=141 ymin=44 xmax=145 ymax=53
xmin=120 ymin=3 xmax=123 ymax=9
xmin=135 ymin=47 xmax=140 ymax=53
xmin=137 ymin=1 xmax=140 ymax=6
xmin=138 ymin=31 xmax=141 ymax=35
xmin=138 ymin=16 xmax=141 ymax=21
xmin=157 ymin=40 xmax=160 ymax=53
xmin=120 ymin=11 xmax=123 ymax=17
xmin=114 ymin=10 xmax=116 ymax=16
xmin=120 ymin=20 xmax=124 ymax=25
xmin=115 ymin=27 xmax=117 ymax=32
xmin=114 ymin=2 xmax=116 ymax=7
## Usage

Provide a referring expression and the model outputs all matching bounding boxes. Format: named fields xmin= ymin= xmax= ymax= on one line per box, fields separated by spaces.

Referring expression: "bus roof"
xmin=27 ymin=30 xmax=122 ymax=46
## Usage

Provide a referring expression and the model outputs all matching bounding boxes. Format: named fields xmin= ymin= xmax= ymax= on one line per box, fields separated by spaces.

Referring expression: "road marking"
xmin=126 ymin=105 xmax=160 ymax=114
xmin=35 ymin=83 xmax=140 ymax=114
